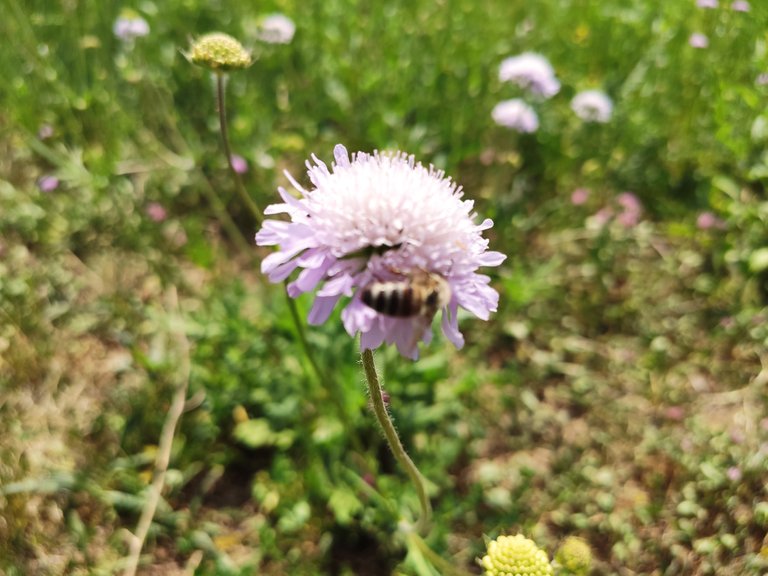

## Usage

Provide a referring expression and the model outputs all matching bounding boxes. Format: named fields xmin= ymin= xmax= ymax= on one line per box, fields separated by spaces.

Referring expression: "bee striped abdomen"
xmin=362 ymin=282 xmax=418 ymax=317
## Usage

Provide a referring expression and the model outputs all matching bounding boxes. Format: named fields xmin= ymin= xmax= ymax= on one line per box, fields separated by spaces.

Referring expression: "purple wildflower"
xmin=571 ymin=90 xmax=613 ymax=123
xmin=256 ymin=145 xmax=506 ymax=359
xmin=731 ymin=0 xmax=750 ymax=11
xmin=145 ymin=202 xmax=167 ymax=222
xmin=616 ymin=192 xmax=643 ymax=227
xmin=689 ymin=33 xmax=709 ymax=49
xmin=758 ymin=73 xmax=768 ymax=86
xmin=491 ymin=99 xmax=539 ymax=133
xmin=258 ymin=14 xmax=296 ymax=44
xmin=696 ymin=211 xmax=725 ymax=230
xmin=37 ymin=175 xmax=59 ymax=193
xmin=37 ymin=124 xmax=54 ymax=140
xmin=113 ymin=12 xmax=150 ymax=41
xmin=726 ymin=466 xmax=742 ymax=482
xmin=696 ymin=0 xmax=719 ymax=8
xmin=498 ymin=53 xmax=560 ymax=98
xmin=570 ymin=188 xmax=590 ymax=206
xmin=230 ymin=154 xmax=248 ymax=174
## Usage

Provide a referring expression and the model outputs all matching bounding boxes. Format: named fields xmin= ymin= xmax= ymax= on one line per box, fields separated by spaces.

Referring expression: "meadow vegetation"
xmin=1 ymin=0 xmax=767 ymax=574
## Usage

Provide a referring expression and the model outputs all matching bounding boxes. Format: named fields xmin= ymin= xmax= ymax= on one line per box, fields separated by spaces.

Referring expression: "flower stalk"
xmin=361 ymin=348 xmax=431 ymax=534
xmin=215 ymin=72 xmax=262 ymax=226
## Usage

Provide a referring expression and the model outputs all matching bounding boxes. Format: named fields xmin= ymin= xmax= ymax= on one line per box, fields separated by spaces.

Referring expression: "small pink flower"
xmin=757 ymin=73 xmax=768 ymax=86
xmin=696 ymin=211 xmax=725 ymax=230
xmin=689 ymin=33 xmax=709 ymax=49
xmin=38 ymin=124 xmax=54 ymax=140
xmin=37 ymin=175 xmax=59 ymax=192
xmin=616 ymin=192 xmax=643 ymax=227
xmin=696 ymin=0 xmax=718 ymax=8
xmin=726 ymin=466 xmax=742 ymax=482
xmin=230 ymin=154 xmax=248 ymax=174
xmin=731 ymin=0 xmax=750 ymax=11
xmin=145 ymin=202 xmax=167 ymax=222
xmin=664 ymin=406 xmax=685 ymax=421
xmin=592 ymin=206 xmax=614 ymax=227
xmin=570 ymin=188 xmax=590 ymax=206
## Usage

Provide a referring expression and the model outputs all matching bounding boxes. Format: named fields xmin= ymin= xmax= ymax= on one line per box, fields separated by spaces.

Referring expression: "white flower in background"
xmin=258 ymin=14 xmax=296 ymax=44
xmin=256 ymin=145 xmax=506 ymax=359
xmin=498 ymin=53 xmax=560 ymax=98
xmin=113 ymin=10 xmax=150 ymax=41
xmin=570 ymin=90 xmax=613 ymax=123
xmin=491 ymin=99 xmax=539 ymax=133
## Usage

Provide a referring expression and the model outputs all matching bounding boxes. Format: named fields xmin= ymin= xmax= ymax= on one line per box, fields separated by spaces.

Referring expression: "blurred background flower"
xmin=492 ymin=99 xmax=539 ymax=133
xmin=498 ymin=52 xmax=560 ymax=98
xmin=258 ymin=14 xmax=296 ymax=44
xmin=570 ymin=90 xmax=613 ymax=123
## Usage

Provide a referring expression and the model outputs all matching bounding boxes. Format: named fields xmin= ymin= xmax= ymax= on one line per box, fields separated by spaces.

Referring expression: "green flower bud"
xmin=555 ymin=536 xmax=593 ymax=575
xmin=481 ymin=534 xmax=553 ymax=576
xmin=188 ymin=32 xmax=252 ymax=72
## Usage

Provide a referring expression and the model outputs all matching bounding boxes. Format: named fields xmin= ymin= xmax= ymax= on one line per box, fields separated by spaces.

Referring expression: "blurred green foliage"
xmin=1 ymin=0 xmax=767 ymax=574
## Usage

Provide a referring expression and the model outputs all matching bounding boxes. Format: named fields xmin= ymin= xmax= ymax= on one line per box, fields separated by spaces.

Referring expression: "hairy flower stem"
xmin=361 ymin=349 xmax=431 ymax=534
xmin=215 ymin=72 xmax=262 ymax=226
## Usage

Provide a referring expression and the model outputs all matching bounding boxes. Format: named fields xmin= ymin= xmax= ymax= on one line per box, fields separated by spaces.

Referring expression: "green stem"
xmin=361 ymin=348 xmax=432 ymax=534
xmin=406 ymin=532 xmax=475 ymax=576
xmin=215 ymin=72 xmax=263 ymax=226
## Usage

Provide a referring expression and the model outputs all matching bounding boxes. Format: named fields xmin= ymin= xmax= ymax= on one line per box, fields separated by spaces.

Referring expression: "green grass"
xmin=1 ymin=0 xmax=768 ymax=574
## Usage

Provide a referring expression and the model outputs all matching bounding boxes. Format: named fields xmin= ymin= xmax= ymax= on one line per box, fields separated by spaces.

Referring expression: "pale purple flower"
xmin=571 ymin=90 xmax=613 ymax=123
xmin=256 ymin=144 xmax=506 ymax=359
xmin=37 ymin=175 xmax=59 ymax=192
xmin=37 ymin=124 xmax=54 ymax=140
xmin=757 ymin=73 xmax=768 ymax=86
xmin=498 ymin=53 xmax=560 ymax=98
xmin=726 ymin=466 xmax=742 ymax=482
xmin=731 ymin=0 xmax=750 ymax=11
xmin=145 ymin=202 xmax=167 ymax=222
xmin=616 ymin=192 xmax=643 ymax=227
xmin=491 ymin=99 xmax=539 ymax=133
xmin=696 ymin=0 xmax=718 ymax=8
xmin=592 ymin=206 xmax=614 ymax=227
xmin=230 ymin=154 xmax=248 ymax=174
xmin=570 ymin=188 xmax=590 ymax=206
xmin=689 ymin=33 xmax=709 ymax=49
xmin=258 ymin=14 xmax=296 ymax=44
xmin=113 ymin=12 xmax=150 ymax=41
xmin=696 ymin=211 xmax=725 ymax=230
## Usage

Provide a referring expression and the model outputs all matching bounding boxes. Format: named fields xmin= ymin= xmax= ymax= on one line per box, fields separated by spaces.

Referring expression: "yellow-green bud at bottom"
xmin=188 ymin=32 xmax=252 ymax=72
xmin=481 ymin=534 xmax=553 ymax=576
xmin=555 ymin=536 xmax=593 ymax=575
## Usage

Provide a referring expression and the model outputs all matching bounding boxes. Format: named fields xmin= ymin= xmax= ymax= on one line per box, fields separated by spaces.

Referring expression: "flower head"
xmin=256 ymin=145 xmax=506 ymax=359
xmin=258 ymin=14 xmax=296 ymax=44
xmin=492 ymin=99 xmax=539 ymax=133
xmin=731 ymin=0 xmax=750 ymax=11
xmin=571 ymin=90 xmax=613 ymax=123
xmin=498 ymin=53 xmax=560 ymax=98
xmin=145 ymin=202 xmax=167 ymax=222
xmin=113 ymin=10 xmax=150 ymax=41
xmin=481 ymin=534 xmax=553 ymax=576
xmin=188 ymin=32 xmax=252 ymax=72
xmin=689 ymin=33 xmax=709 ymax=49
xmin=230 ymin=153 xmax=249 ymax=174
xmin=555 ymin=537 xmax=593 ymax=576
xmin=696 ymin=0 xmax=719 ymax=8
xmin=570 ymin=188 xmax=590 ymax=206
xmin=37 ymin=175 xmax=59 ymax=193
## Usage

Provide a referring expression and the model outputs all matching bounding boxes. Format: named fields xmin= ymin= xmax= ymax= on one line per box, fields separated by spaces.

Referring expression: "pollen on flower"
xmin=188 ymin=32 xmax=252 ymax=72
xmin=481 ymin=534 xmax=553 ymax=576
xmin=255 ymin=144 xmax=506 ymax=359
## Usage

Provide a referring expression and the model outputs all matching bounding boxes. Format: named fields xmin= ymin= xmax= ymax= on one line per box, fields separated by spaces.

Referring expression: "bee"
xmin=360 ymin=269 xmax=451 ymax=322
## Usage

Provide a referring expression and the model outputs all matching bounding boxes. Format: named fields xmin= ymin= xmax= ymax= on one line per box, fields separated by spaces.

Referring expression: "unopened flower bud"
xmin=188 ymin=32 xmax=252 ymax=72
xmin=481 ymin=534 xmax=553 ymax=576
xmin=555 ymin=536 xmax=593 ymax=575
